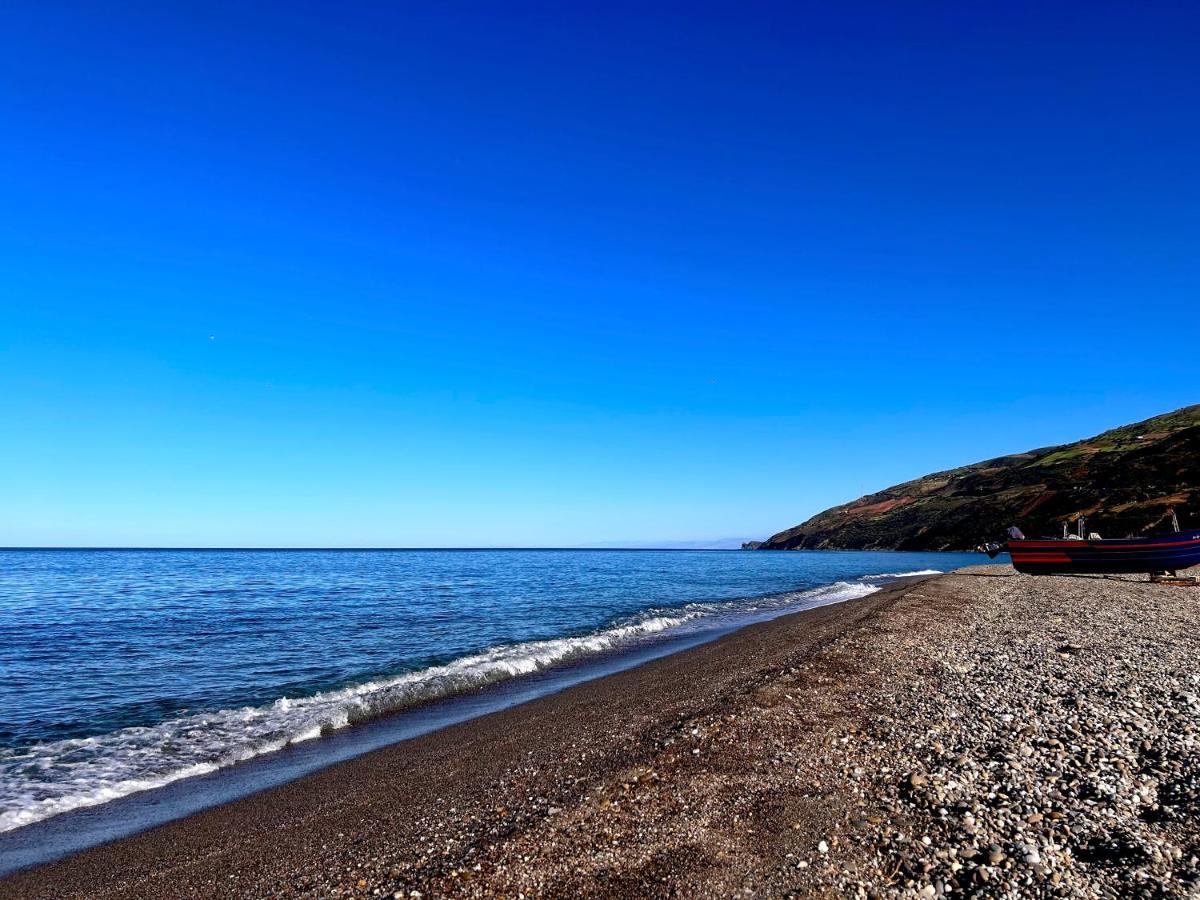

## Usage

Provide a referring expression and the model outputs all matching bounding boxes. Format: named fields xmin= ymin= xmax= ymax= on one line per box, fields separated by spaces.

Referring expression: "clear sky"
xmin=2 ymin=2 xmax=1197 ymax=547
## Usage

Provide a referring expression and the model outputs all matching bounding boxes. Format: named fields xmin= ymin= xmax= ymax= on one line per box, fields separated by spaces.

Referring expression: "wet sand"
xmin=3 ymin=567 xmax=1198 ymax=898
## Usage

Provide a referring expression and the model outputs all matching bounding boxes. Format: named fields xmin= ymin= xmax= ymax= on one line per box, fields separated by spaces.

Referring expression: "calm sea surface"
xmin=0 ymin=548 xmax=988 ymax=833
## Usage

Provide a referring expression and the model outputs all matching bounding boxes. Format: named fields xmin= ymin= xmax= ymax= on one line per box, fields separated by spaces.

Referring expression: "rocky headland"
xmin=758 ymin=405 xmax=1199 ymax=551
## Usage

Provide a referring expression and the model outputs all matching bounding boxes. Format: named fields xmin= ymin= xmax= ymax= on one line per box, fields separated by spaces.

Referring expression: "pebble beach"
xmin=3 ymin=565 xmax=1197 ymax=899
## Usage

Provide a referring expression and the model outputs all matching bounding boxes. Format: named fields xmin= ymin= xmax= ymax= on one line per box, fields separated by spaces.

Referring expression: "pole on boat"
xmin=1169 ymin=508 xmax=1180 ymax=532
xmin=1077 ymin=517 xmax=1085 ymax=540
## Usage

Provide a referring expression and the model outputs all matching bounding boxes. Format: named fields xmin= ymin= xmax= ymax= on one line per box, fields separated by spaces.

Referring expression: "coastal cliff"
xmin=760 ymin=404 xmax=1200 ymax=551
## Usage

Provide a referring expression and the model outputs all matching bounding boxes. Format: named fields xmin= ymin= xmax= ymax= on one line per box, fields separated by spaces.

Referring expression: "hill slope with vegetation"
xmin=759 ymin=405 xmax=1200 ymax=551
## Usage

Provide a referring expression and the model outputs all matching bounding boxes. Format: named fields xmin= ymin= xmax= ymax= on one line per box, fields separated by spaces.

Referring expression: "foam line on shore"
xmin=860 ymin=568 xmax=943 ymax=580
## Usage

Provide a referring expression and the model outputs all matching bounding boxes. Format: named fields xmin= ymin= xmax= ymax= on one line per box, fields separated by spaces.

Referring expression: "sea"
xmin=0 ymin=548 xmax=990 ymax=867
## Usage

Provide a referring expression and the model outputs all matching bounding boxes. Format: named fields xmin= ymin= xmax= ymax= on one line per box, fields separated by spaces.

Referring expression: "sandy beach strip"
xmin=3 ymin=566 xmax=1198 ymax=899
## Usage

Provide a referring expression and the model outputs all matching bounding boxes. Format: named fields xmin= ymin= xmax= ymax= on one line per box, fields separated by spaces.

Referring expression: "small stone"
xmin=817 ymin=840 xmax=829 ymax=854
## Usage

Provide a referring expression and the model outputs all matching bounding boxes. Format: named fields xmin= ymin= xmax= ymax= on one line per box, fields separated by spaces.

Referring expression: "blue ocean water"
xmin=0 ymin=548 xmax=987 ymax=832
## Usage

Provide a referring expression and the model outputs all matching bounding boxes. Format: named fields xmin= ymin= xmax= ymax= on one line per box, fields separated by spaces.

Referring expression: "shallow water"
xmin=0 ymin=548 xmax=987 ymax=833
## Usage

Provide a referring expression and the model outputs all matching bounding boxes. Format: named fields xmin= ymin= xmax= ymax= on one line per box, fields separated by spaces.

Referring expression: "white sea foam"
xmin=0 ymin=578 xmax=880 ymax=833
xmin=860 ymin=569 xmax=942 ymax=580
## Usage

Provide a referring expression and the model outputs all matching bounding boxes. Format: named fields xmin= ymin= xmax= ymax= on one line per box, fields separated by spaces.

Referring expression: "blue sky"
xmin=2 ymin=2 xmax=1197 ymax=547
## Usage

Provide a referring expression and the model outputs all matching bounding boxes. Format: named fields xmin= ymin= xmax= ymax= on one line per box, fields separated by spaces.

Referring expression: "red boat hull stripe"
xmin=1009 ymin=538 xmax=1200 ymax=550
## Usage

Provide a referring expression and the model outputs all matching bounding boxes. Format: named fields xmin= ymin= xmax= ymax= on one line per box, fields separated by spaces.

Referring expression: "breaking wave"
xmin=0 ymin=578 xmax=882 ymax=833
xmin=860 ymin=569 xmax=942 ymax=580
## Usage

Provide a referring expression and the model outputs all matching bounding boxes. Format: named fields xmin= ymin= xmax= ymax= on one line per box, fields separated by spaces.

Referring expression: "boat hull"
xmin=1006 ymin=531 xmax=1200 ymax=575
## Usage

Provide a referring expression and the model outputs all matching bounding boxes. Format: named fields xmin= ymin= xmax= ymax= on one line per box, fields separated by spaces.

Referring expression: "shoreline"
xmin=0 ymin=609 xmax=765 ymax=875
xmin=0 ymin=576 xmax=927 ymax=896
xmin=4 ymin=550 xmax=961 ymax=849
xmin=0 ymin=572 xmax=897 ymax=874
xmin=5 ymin=566 xmax=1197 ymax=898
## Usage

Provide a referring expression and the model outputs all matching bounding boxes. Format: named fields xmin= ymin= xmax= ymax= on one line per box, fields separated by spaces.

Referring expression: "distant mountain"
xmin=758 ymin=405 xmax=1200 ymax=552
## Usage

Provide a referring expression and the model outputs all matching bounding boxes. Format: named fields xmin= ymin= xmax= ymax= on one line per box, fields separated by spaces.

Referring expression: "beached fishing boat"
xmin=987 ymin=519 xmax=1200 ymax=575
